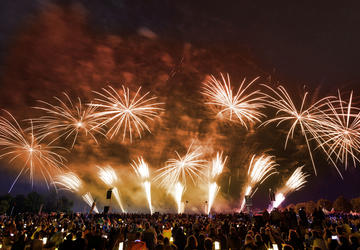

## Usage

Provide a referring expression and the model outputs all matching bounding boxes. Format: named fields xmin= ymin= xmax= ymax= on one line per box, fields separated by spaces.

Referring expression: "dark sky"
xmin=0 ymin=0 xmax=360 ymax=212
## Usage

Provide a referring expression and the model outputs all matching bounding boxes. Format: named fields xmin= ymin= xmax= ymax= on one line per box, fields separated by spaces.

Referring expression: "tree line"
xmin=0 ymin=193 xmax=359 ymax=215
xmin=285 ymin=196 xmax=360 ymax=213
xmin=0 ymin=191 xmax=73 ymax=215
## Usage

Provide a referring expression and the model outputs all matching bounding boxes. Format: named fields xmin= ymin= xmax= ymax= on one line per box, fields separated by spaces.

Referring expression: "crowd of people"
xmin=0 ymin=207 xmax=360 ymax=250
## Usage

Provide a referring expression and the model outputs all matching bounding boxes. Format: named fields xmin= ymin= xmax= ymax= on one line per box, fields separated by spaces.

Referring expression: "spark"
xmin=112 ymin=187 xmax=126 ymax=213
xmin=131 ymin=157 xmax=152 ymax=214
xmin=173 ymin=182 xmax=184 ymax=214
xmin=53 ymin=172 xmax=81 ymax=192
xmin=97 ymin=165 xmax=125 ymax=212
xmin=97 ymin=165 xmax=118 ymax=186
xmin=272 ymin=166 xmax=309 ymax=209
xmin=262 ymin=84 xmax=335 ymax=175
xmin=31 ymin=93 xmax=106 ymax=148
xmin=240 ymin=154 xmax=278 ymax=211
xmin=82 ymin=192 xmax=99 ymax=213
xmin=247 ymin=154 xmax=278 ymax=187
xmin=207 ymin=152 xmax=227 ymax=214
xmin=90 ymin=86 xmax=163 ymax=141
xmin=284 ymin=166 xmax=309 ymax=192
xmin=315 ymin=91 xmax=360 ymax=170
xmin=154 ymin=143 xmax=207 ymax=188
xmin=272 ymin=193 xmax=285 ymax=209
xmin=154 ymin=143 xmax=206 ymax=213
xmin=202 ymin=73 xmax=265 ymax=128
xmin=0 ymin=111 xmax=66 ymax=192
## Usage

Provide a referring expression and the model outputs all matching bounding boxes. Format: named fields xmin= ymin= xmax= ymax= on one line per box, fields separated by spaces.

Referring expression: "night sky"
xmin=0 ymin=0 xmax=360 ymax=212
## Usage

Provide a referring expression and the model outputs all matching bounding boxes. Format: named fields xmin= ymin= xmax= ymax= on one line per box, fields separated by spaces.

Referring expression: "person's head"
xmin=157 ymin=234 xmax=164 ymax=242
xmin=186 ymin=235 xmax=197 ymax=248
xmin=254 ymin=234 xmax=263 ymax=244
xmin=350 ymin=235 xmax=359 ymax=245
xmin=163 ymin=237 xmax=170 ymax=246
xmin=247 ymin=230 xmax=254 ymax=237
xmin=288 ymin=230 xmax=298 ymax=240
xmin=145 ymin=222 xmax=150 ymax=230
xmin=338 ymin=235 xmax=349 ymax=246
xmin=76 ymin=231 xmax=82 ymax=240
xmin=336 ymin=226 xmax=343 ymax=235
xmin=244 ymin=234 xmax=253 ymax=245
xmin=204 ymin=238 xmax=212 ymax=250
xmin=135 ymin=232 xmax=141 ymax=240
xmin=34 ymin=232 xmax=40 ymax=240
xmin=66 ymin=232 xmax=73 ymax=240
xmin=282 ymin=244 xmax=294 ymax=250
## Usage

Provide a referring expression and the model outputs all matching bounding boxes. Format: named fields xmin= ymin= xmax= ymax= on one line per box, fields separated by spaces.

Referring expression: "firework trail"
xmin=315 ymin=91 xmax=360 ymax=170
xmin=31 ymin=93 xmax=106 ymax=148
xmin=202 ymin=73 xmax=266 ymax=128
xmin=0 ymin=111 xmax=66 ymax=192
xmin=131 ymin=157 xmax=153 ymax=214
xmin=54 ymin=172 xmax=100 ymax=213
xmin=90 ymin=85 xmax=163 ymax=142
xmin=240 ymin=154 xmax=278 ymax=211
xmin=272 ymin=166 xmax=308 ymax=209
xmin=53 ymin=172 xmax=81 ymax=192
xmin=154 ymin=144 xmax=207 ymax=188
xmin=97 ymin=165 xmax=126 ymax=212
xmin=82 ymin=192 xmax=99 ymax=213
xmin=154 ymin=143 xmax=207 ymax=213
xmin=261 ymin=85 xmax=335 ymax=175
xmin=173 ymin=182 xmax=184 ymax=214
xmin=207 ymin=152 xmax=227 ymax=214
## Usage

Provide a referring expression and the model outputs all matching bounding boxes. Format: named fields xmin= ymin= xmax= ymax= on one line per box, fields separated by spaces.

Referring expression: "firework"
xmin=154 ymin=144 xmax=207 ymax=188
xmin=315 ymin=91 xmax=360 ymax=170
xmin=112 ymin=187 xmax=126 ymax=213
xmin=90 ymin=85 xmax=163 ymax=141
xmin=207 ymin=152 xmax=227 ymax=214
xmin=0 ymin=111 xmax=66 ymax=192
xmin=262 ymin=85 xmax=335 ymax=175
xmin=202 ymin=73 xmax=265 ymax=128
xmin=98 ymin=165 xmax=118 ymax=186
xmin=173 ymin=182 xmax=184 ymax=214
xmin=97 ymin=165 xmax=125 ymax=212
xmin=272 ymin=193 xmax=285 ymax=209
xmin=131 ymin=157 xmax=153 ymax=214
xmin=154 ymin=143 xmax=206 ymax=214
xmin=272 ymin=166 xmax=308 ymax=209
xmin=53 ymin=172 xmax=81 ymax=192
xmin=31 ymin=93 xmax=106 ymax=148
xmin=240 ymin=154 xmax=278 ymax=211
xmin=82 ymin=192 xmax=99 ymax=213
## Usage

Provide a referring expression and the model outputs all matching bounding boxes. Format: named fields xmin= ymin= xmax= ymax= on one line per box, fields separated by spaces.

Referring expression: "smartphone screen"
xmin=214 ymin=241 xmax=220 ymax=250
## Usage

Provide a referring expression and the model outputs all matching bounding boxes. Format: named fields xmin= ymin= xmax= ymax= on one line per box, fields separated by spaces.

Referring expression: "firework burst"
xmin=272 ymin=166 xmax=308 ymax=209
xmin=82 ymin=192 xmax=99 ymax=213
xmin=240 ymin=154 xmax=278 ymax=211
xmin=154 ymin=144 xmax=207 ymax=188
xmin=0 ymin=111 xmax=66 ymax=192
xmin=173 ymin=182 xmax=185 ymax=214
xmin=262 ymin=85 xmax=335 ymax=175
xmin=97 ymin=165 xmax=125 ymax=212
xmin=31 ymin=93 xmax=106 ymax=148
xmin=154 ymin=143 xmax=207 ymax=214
xmin=98 ymin=165 xmax=118 ymax=186
xmin=315 ymin=91 xmax=360 ymax=170
xmin=131 ymin=157 xmax=153 ymax=214
xmin=207 ymin=152 xmax=227 ymax=214
xmin=90 ymin=85 xmax=163 ymax=142
xmin=53 ymin=172 xmax=81 ymax=192
xmin=202 ymin=73 xmax=265 ymax=128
